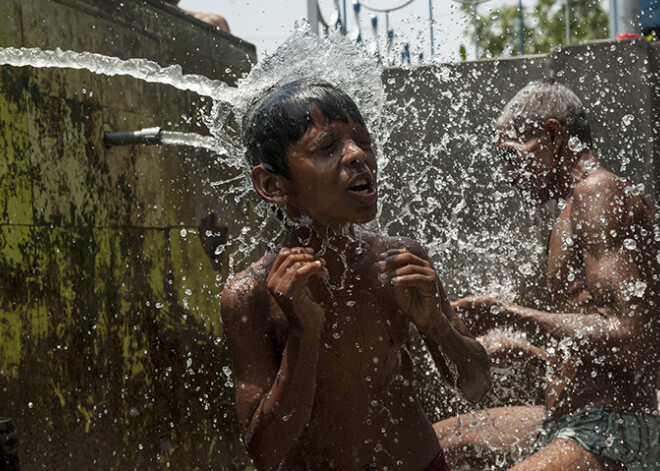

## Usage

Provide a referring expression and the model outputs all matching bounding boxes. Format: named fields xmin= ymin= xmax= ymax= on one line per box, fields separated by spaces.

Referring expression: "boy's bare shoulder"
xmin=220 ymin=254 xmax=275 ymax=323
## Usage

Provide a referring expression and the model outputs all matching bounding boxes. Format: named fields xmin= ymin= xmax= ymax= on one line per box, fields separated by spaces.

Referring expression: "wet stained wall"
xmin=0 ymin=0 xmax=256 ymax=469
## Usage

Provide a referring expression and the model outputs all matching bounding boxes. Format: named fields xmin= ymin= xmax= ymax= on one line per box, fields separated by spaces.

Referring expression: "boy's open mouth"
xmin=347 ymin=176 xmax=378 ymax=202
xmin=349 ymin=178 xmax=374 ymax=193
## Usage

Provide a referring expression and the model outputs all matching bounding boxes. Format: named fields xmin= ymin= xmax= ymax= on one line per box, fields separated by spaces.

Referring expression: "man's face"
xmin=495 ymin=123 xmax=557 ymax=204
xmin=283 ymin=107 xmax=378 ymax=226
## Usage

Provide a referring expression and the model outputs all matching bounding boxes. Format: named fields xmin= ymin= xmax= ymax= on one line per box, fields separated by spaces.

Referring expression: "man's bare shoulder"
xmin=574 ymin=168 xmax=652 ymax=220
xmin=571 ymin=167 xmax=656 ymax=245
xmin=574 ymin=167 xmax=625 ymax=198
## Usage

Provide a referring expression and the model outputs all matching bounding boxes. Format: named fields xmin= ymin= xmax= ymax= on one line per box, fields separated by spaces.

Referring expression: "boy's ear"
xmin=544 ymin=118 xmax=567 ymax=151
xmin=251 ymin=165 xmax=291 ymax=207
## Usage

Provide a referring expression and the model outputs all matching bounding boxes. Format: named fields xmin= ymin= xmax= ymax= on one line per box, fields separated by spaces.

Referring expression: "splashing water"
xmin=5 ymin=23 xmax=656 ymax=470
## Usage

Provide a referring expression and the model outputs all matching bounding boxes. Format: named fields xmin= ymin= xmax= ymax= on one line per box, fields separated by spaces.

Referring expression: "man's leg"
xmin=509 ymin=438 xmax=627 ymax=471
xmin=433 ymin=405 xmax=545 ymax=470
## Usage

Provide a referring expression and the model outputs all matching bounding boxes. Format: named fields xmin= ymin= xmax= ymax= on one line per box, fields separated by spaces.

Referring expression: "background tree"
xmin=460 ymin=0 xmax=609 ymax=59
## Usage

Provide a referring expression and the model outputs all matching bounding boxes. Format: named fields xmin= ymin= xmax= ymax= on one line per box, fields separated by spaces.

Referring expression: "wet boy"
xmin=220 ymin=79 xmax=491 ymax=470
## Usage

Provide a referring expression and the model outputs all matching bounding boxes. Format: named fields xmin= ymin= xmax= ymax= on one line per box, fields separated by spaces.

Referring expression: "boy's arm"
xmin=377 ymin=242 xmax=492 ymax=403
xmin=454 ymin=175 xmax=658 ymax=369
xmin=221 ymin=248 xmax=327 ymax=471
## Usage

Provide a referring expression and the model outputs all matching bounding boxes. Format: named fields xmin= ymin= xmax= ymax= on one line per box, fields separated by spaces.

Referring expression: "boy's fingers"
xmin=389 ymin=274 xmax=435 ymax=291
xmin=377 ymin=252 xmax=429 ymax=271
xmin=271 ymin=247 xmax=315 ymax=273
xmin=272 ymin=253 xmax=318 ymax=279
xmin=378 ymin=264 xmax=435 ymax=282
xmin=279 ymin=260 xmax=326 ymax=292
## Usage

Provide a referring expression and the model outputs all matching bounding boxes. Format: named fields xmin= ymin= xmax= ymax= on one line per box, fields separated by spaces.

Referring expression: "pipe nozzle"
xmin=104 ymin=127 xmax=162 ymax=147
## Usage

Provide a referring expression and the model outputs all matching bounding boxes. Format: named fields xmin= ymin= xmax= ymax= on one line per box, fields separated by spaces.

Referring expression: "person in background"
xmin=434 ymin=80 xmax=660 ymax=471
xmin=162 ymin=0 xmax=230 ymax=33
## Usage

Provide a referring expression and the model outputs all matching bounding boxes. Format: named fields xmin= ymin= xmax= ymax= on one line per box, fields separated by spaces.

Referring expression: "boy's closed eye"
xmin=311 ymin=132 xmax=337 ymax=153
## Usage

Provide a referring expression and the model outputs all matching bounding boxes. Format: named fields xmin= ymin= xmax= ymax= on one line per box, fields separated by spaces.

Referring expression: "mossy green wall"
xmin=0 ymin=0 xmax=256 ymax=469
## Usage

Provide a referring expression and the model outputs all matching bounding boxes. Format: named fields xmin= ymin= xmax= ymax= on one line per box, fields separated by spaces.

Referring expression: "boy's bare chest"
xmin=270 ymin=270 xmax=409 ymax=384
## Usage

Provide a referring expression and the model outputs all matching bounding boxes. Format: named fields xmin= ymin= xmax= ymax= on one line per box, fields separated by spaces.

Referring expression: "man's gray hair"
xmin=497 ymin=80 xmax=592 ymax=149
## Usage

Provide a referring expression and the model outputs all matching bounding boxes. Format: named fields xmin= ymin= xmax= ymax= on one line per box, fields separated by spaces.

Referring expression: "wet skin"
xmin=435 ymin=119 xmax=660 ymax=470
xmin=221 ymin=110 xmax=491 ymax=470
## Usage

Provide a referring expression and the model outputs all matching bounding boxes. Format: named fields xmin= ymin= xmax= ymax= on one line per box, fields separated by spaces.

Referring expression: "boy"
xmin=220 ymin=79 xmax=491 ymax=470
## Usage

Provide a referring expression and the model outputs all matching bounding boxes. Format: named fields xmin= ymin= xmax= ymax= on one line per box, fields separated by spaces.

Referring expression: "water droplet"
xmin=346 ymin=300 xmax=356 ymax=307
xmin=622 ymin=114 xmax=634 ymax=126
xmin=180 ymin=228 xmax=187 ymax=238
xmin=568 ymin=136 xmax=584 ymax=152
xmin=623 ymin=238 xmax=637 ymax=250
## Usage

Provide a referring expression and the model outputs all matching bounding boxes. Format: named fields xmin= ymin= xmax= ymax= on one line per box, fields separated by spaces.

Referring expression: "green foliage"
xmin=461 ymin=0 xmax=610 ymax=58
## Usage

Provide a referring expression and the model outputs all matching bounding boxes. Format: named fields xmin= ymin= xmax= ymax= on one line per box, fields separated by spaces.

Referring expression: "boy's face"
xmin=283 ymin=107 xmax=378 ymax=225
xmin=495 ymin=122 xmax=557 ymax=204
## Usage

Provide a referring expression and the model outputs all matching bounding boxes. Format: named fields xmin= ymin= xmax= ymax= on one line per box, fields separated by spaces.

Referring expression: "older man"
xmin=435 ymin=81 xmax=660 ymax=471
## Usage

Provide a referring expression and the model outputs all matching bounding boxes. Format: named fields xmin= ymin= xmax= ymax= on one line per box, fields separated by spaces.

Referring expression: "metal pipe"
xmin=429 ymin=0 xmax=435 ymax=58
xmin=353 ymin=0 xmax=362 ymax=42
xmin=611 ymin=0 xmax=619 ymax=37
xmin=518 ymin=0 xmax=525 ymax=55
xmin=308 ymin=0 xmax=320 ymax=34
xmin=565 ymin=0 xmax=571 ymax=44
xmin=104 ymin=127 xmax=162 ymax=147
xmin=473 ymin=4 xmax=479 ymax=58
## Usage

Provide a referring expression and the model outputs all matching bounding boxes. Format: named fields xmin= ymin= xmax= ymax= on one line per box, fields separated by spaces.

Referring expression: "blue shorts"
xmin=531 ymin=407 xmax=660 ymax=470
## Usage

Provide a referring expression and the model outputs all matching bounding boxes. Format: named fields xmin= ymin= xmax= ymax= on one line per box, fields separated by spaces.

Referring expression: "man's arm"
xmin=454 ymin=173 xmax=657 ymax=369
xmin=221 ymin=249 xmax=327 ymax=470
xmin=478 ymin=333 xmax=548 ymax=371
xmin=377 ymin=242 xmax=492 ymax=403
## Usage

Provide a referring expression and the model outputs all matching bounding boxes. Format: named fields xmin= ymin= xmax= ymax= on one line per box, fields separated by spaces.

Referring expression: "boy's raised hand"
xmin=376 ymin=248 xmax=441 ymax=331
xmin=268 ymin=247 xmax=329 ymax=330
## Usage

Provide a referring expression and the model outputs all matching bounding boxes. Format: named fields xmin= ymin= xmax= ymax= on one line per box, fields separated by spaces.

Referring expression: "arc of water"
xmin=0 ymin=47 xmax=232 ymax=100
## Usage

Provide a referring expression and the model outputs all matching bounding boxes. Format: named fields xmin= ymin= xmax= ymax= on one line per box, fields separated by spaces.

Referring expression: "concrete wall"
xmin=0 ymin=0 xmax=256 ymax=469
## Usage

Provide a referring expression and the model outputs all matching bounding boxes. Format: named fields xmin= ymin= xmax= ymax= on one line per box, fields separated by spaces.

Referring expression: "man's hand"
xmin=477 ymin=333 xmax=549 ymax=371
xmin=267 ymin=247 xmax=328 ymax=330
xmin=376 ymin=248 xmax=442 ymax=331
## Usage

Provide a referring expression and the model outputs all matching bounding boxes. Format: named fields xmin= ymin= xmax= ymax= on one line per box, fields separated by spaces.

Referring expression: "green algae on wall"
xmin=0 ymin=0 xmax=256 ymax=469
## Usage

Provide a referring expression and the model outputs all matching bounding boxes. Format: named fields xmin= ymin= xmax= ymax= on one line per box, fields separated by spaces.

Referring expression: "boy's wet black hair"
xmin=242 ymin=79 xmax=366 ymax=179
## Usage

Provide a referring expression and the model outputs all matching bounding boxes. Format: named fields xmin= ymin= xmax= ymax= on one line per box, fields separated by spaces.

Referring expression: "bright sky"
xmin=178 ymin=0 xmax=546 ymax=63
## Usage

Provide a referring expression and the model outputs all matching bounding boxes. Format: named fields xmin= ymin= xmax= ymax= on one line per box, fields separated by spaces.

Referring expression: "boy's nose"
xmin=343 ymin=139 xmax=372 ymax=166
